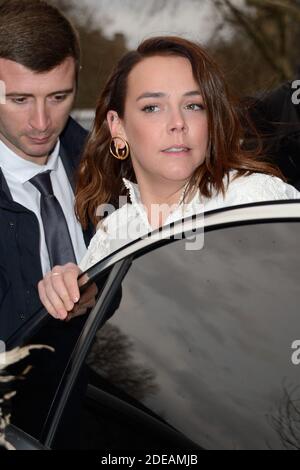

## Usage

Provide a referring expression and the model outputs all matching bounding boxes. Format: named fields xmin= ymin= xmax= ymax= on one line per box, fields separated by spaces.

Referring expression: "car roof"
xmin=79 ymin=199 xmax=300 ymax=286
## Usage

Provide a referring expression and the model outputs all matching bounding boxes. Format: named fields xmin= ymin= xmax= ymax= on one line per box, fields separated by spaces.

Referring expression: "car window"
xmin=85 ymin=220 xmax=300 ymax=450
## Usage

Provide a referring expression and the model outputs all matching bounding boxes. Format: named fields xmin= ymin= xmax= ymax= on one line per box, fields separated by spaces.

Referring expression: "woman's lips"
xmin=162 ymin=146 xmax=190 ymax=155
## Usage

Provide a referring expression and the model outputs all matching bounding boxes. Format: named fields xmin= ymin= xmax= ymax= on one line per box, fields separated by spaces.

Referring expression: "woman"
xmin=38 ymin=36 xmax=300 ymax=319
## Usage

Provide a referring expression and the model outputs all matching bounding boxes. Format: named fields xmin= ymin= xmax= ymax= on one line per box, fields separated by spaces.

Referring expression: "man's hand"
xmin=38 ymin=263 xmax=97 ymax=320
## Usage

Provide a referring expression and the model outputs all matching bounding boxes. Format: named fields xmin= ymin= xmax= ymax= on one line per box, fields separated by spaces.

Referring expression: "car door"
xmin=81 ymin=207 xmax=300 ymax=450
xmin=7 ymin=202 xmax=300 ymax=450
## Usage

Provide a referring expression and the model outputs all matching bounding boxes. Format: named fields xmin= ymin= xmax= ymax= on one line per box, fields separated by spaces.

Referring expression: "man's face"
xmin=0 ymin=57 xmax=76 ymax=164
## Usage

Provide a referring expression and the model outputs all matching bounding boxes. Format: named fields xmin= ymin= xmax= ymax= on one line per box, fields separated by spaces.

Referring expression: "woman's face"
xmin=108 ymin=55 xmax=208 ymax=187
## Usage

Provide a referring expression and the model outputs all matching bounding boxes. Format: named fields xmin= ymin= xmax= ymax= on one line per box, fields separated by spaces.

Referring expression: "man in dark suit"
xmin=0 ymin=0 xmax=95 ymax=343
xmin=0 ymin=0 xmax=103 ymax=447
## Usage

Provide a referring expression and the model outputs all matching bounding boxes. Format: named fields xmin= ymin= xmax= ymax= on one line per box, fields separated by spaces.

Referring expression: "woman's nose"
xmin=167 ymin=108 xmax=187 ymax=133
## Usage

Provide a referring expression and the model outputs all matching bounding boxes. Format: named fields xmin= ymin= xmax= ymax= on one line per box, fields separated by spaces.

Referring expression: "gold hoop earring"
xmin=110 ymin=137 xmax=130 ymax=160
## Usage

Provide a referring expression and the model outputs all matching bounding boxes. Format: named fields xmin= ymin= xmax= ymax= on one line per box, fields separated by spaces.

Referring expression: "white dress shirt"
xmin=79 ymin=171 xmax=300 ymax=271
xmin=0 ymin=138 xmax=87 ymax=274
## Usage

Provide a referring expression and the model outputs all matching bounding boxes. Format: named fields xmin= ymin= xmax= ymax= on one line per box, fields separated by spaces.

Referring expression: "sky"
xmin=70 ymin=0 xmax=241 ymax=48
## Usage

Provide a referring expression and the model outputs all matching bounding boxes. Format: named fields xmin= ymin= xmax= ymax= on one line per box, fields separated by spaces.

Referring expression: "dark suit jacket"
xmin=1 ymin=117 xmax=121 ymax=447
xmin=248 ymin=81 xmax=300 ymax=190
xmin=0 ymin=117 xmax=94 ymax=342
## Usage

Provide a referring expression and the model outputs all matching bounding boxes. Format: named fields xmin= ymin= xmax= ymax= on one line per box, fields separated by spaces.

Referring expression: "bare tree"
xmin=48 ymin=0 xmax=128 ymax=108
xmin=87 ymin=323 xmax=158 ymax=401
xmin=268 ymin=383 xmax=300 ymax=450
xmin=213 ymin=0 xmax=300 ymax=81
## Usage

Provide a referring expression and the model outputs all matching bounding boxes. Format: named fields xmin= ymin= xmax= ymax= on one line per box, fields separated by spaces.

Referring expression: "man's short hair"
xmin=0 ymin=0 xmax=80 ymax=78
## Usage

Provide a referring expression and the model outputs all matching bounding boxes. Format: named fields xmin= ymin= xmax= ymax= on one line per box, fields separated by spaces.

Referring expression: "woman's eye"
xmin=185 ymin=103 xmax=205 ymax=111
xmin=142 ymin=105 xmax=159 ymax=113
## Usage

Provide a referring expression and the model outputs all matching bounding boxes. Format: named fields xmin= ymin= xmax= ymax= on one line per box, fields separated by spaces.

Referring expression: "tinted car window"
xmin=87 ymin=221 xmax=300 ymax=450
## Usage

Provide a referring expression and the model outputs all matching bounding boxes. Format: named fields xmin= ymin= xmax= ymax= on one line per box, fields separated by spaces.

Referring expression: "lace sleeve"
xmin=225 ymin=174 xmax=300 ymax=206
xmin=79 ymin=227 xmax=110 ymax=272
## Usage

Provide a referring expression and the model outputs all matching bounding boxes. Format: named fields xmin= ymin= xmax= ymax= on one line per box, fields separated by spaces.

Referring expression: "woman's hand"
xmin=38 ymin=263 xmax=97 ymax=320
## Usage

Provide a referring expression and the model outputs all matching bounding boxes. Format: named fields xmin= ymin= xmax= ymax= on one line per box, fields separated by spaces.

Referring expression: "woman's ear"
xmin=107 ymin=110 xmax=127 ymax=140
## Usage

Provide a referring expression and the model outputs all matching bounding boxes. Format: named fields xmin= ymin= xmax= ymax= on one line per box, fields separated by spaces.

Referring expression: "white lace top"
xmin=79 ymin=171 xmax=300 ymax=271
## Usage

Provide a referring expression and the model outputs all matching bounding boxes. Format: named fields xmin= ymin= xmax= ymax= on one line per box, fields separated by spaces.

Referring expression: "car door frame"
xmin=7 ymin=200 xmax=300 ymax=448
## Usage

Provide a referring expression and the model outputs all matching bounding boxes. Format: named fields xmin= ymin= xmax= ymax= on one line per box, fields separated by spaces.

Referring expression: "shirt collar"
xmin=122 ymin=177 xmax=201 ymax=223
xmin=122 ymin=177 xmax=196 ymax=206
xmin=0 ymin=138 xmax=60 ymax=184
xmin=122 ymin=178 xmax=142 ymax=206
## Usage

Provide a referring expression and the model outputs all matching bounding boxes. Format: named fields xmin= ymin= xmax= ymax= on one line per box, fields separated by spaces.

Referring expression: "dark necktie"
xmin=30 ymin=170 xmax=77 ymax=267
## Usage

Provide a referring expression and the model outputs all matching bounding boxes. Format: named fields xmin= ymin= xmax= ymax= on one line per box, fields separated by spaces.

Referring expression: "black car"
xmin=4 ymin=200 xmax=300 ymax=450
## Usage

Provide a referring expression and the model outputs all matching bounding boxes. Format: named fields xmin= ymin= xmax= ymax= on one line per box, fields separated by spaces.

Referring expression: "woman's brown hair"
xmin=76 ymin=36 xmax=282 ymax=229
